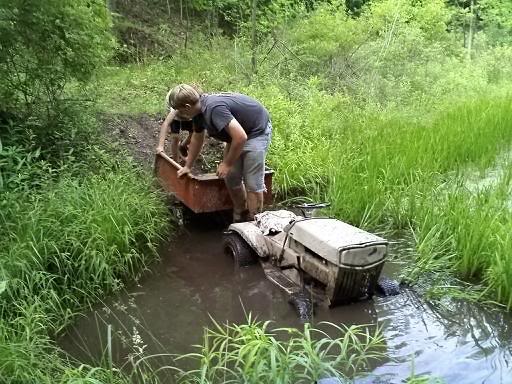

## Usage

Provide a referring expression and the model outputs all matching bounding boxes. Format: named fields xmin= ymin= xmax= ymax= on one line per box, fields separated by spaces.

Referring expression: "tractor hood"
xmin=287 ymin=218 xmax=387 ymax=266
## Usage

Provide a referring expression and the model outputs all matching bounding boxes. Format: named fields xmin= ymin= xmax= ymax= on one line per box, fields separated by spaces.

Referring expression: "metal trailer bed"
xmin=154 ymin=152 xmax=273 ymax=213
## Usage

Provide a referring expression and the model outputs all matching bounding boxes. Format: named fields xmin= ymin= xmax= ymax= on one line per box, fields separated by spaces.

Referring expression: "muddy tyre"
xmin=223 ymin=232 xmax=258 ymax=267
xmin=376 ymin=276 xmax=400 ymax=296
xmin=288 ymin=291 xmax=313 ymax=323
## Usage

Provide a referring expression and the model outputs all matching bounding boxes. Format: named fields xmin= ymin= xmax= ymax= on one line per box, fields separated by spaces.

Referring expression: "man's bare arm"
xmin=217 ymin=118 xmax=247 ymax=178
xmin=156 ymin=109 xmax=177 ymax=153
xmin=223 ymin=118 xmax=247 ymax=166
xmin=178 ymin=131 xmax=205 ymax=177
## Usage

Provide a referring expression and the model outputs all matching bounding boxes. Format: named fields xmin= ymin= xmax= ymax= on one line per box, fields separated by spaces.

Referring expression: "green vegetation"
xmin=2 ymin=0 xmax=512 ymax=382
xmin=172 ymin=318 xmax=384 ymax=383
xmin=59 ymin=311 xmax=386 ymax=384
xmin=0 ymin=0 xmax=170 ymax=382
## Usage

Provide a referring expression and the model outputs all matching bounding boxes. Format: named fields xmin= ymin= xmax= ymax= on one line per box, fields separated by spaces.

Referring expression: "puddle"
xmin=59 ymin=226 xmax=512 ymax=383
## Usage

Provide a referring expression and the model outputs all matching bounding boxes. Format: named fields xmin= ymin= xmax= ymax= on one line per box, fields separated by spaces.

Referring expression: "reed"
xmin=0 ymin=160 xmax=169 ymax=381
xmin=167 ymin=316 xmax=385 ymax=384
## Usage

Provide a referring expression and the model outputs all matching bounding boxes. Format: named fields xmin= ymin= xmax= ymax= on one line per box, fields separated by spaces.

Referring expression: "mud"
xmin=101 ymin=113 xmax=223 ymax=173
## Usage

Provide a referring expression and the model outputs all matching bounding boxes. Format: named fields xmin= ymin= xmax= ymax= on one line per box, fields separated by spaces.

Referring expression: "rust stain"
xmin=155 ymin=153 xmax=273 ymax=213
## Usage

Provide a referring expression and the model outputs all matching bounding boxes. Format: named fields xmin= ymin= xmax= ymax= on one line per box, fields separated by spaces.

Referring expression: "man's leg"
xmin=243 ymin=150 xmax=266 ymax=220
xmin=224 ymin=153 xmax=248 ymax=222
xmin=228 ymin=185 xmax=248 ymax=222
xmin=244 ymin=123 xmax=272 ymax=220
xmin=246 ymin=190 xmax=263 ymax=220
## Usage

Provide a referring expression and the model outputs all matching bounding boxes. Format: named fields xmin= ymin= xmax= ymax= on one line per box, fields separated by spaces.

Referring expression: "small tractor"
xmin=223 ymin=203 xmax=396 ymax=318
xmin=154 ymin=154 xmax=398 ymax=320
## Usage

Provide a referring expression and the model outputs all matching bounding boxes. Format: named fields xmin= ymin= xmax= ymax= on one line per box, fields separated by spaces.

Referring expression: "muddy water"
xmin=59 ymin=226 xmax=512 ymax=383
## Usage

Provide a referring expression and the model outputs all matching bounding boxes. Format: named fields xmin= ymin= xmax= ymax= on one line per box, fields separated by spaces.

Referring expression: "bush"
xmin=0 ymin=0 xmax=113 ymax=142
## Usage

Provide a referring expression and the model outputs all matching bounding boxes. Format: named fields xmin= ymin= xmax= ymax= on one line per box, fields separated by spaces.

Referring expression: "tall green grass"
xmin=325 ymin=99 xmax=512 ymax=229
xmin=1 ymin=168 xmax=168 ymax=328
xmin=405 ymin=166 xmax=512 ymax=308
xmin=0 ymin=156 xmax=169 ymax=382
xmin=172 ymin=317 xmax=385 ymax=384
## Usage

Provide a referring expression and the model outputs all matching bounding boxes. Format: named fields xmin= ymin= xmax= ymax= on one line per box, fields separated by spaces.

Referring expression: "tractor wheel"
xmin=376 ymin=276 xmax=401 ymax=296
xmin=223 ymin=232 xmax=258 ymax=267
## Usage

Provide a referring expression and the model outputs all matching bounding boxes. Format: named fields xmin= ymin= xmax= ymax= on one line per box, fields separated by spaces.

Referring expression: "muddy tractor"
xmin=223 ymin=203 xmax=390 ymax=308
xmin=154 ymin=153 xmax=396 ymax=312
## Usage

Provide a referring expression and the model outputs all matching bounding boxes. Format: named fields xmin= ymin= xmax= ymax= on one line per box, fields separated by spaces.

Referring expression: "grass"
xmin=1 ymin=166 xmax=169 ymax=325
xmin=169 ymin=316 xmax=385 ymax=384
xmin=405 ymin=165 xmax=512 ymax=308
xmin=326 ymin=98 xmax=512 ymax=228
xmin=60 ymin=304 xmax=386 ymax=384
xmin=0 ymin=144 xmax=170 ymax=382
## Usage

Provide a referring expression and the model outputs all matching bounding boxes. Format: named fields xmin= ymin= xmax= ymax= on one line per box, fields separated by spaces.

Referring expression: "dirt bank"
xmin=101 ymin=113 xmax=224 ymax=173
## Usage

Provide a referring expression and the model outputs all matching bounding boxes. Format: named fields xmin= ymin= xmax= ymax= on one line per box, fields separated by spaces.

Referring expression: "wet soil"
xmin=100 ymin=113 xmax=223 ymax=173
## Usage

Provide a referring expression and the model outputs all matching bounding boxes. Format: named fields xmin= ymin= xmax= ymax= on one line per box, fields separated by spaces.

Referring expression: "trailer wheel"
xmin=223 ymin=233 xmax=258 ymax=267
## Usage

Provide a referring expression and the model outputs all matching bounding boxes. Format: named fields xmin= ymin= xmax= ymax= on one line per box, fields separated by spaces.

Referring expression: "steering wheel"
xmin=294 ymin=202 xmax=331 ymax=217
xmin=294 ymin=202 xmax=331 ymax=209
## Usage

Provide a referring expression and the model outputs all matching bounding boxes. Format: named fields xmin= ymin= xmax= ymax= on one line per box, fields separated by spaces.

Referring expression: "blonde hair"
xmin=165 ymin=83 xmax=203 ymax=110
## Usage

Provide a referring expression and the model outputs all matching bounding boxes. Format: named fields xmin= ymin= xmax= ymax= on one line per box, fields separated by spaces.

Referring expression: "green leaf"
xmin=0 ymin=280 xmax=7 ymax=295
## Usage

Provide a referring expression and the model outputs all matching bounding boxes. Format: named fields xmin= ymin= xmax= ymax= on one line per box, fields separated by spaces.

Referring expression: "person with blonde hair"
xmin=156 ymin=86 xmax=202 ymax=161
xmin=156 ymin=83 xmax=272 ymax=222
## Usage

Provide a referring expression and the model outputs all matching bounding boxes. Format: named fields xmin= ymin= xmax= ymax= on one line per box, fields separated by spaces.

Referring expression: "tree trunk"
xmin=467 ymin=0 xmax=475 ymax=60
xmin=185 ymin=0 xmax=190 ymax=50
xmin=251 ymin=0 xmax=258 ymax=74
xmin=107 ymin=0 xmax=115 ymax=12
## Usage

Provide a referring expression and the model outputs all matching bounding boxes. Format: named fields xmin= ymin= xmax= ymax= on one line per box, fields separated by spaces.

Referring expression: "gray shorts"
xmin=224 ymin=121 xmax=272 ymax=192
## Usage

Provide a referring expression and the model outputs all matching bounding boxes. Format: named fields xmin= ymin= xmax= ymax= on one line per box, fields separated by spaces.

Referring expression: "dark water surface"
xmin=59 ymin=227 xmax=512 ymax=383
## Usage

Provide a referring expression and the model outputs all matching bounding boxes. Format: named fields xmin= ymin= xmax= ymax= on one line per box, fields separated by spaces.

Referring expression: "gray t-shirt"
xmin=194 ymin=93 xmax=270 ymax=143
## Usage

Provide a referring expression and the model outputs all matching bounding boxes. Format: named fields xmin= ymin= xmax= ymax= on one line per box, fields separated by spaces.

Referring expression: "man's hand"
xmin=156 ymin=145 xmax=164 ymax=154
xmin=216 ymin=162 xmax=232 ymax=179
xmin=177 ymin=165 xmax=192 ymax=177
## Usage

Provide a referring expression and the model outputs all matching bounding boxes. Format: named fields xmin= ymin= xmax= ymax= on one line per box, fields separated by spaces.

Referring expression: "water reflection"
xmin=370 ymin=288 xmax=512 ymax=383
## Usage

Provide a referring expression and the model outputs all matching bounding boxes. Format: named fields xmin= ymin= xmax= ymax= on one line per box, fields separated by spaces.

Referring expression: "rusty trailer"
xmin=154 ymin=152 xmax=273 ymax=213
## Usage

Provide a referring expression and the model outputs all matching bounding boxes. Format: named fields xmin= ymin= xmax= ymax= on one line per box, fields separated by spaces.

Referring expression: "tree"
xmin=479 ymin=0 xmax=512 ymax=44
xmin=0 ymin=0 xmax=113 ymax=120
xmin=447 ymin=0 xmax=512 ymax=57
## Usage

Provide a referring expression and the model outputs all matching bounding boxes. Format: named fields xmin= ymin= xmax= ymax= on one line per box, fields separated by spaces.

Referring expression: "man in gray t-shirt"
xmin=160 ymin=84 xmax=272 ymax=222
xmin=194 ymin=92 xmax=270 ymax=142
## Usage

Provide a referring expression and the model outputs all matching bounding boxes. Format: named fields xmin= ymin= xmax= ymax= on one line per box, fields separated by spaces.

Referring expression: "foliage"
xmin=172 ymin=317 xmax=385 ymax=383
xmin=0 ymin=1 xmax=172 ymax=383
xmin=287 ymin=0 xmax=460 ymax=101
xmin=191 ymin=0 xmax=308 ymax=35
xmin=0 ymin=328 xmax=126 ymax=384
xmin=0 ymin=160 xmax=169 ymax=329
xmin=447 ymin=0 xmax=512 ymax=46
xmin=0 ymin=151 xmax=170 ymax=382
xmin=109 ymin=5 xmax=190 ymax=64
xmin=406 ymin=165 xmax=512 ymax=309
xmin=0 ymin=0 xmax=113 ymax=116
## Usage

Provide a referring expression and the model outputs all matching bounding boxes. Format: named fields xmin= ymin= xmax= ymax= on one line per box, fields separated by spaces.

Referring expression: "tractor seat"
xmin=254 ymin=210 xmax=300 ymax=235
